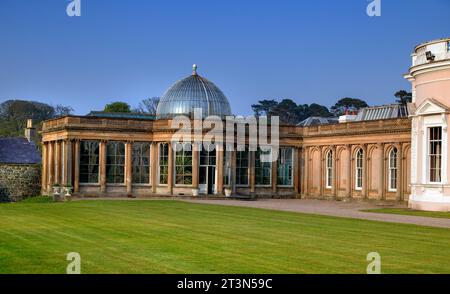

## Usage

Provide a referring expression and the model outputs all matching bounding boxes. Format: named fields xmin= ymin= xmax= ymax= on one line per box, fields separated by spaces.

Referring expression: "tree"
xmin=307 ymin=103 xmax=333 ymax=118
xmin=251 ymin=99 xmax=278 ymax=117
xmin=135 ymin=97 xmax=160 ymax=114
xmin=104 ymin=102 xmax=131 ymax=113
xmin=394 ymin=90 xmax=412 ymax=105
xmin=330 ymin=98 xmax=368 ymax=116
xmin=250 ymin=99 xmax=333 ymax=125
xmin=0 ymin=99 xmax=73 ymax=144
xmin=269 ymin=99 xmax=301 ymax=125
xmin=55 ymin=104 xmax=74 ymax=117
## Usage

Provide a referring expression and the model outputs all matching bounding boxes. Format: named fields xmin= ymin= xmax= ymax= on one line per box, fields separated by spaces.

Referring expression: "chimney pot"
xmin=24 ymin=119 xmax=36 ymax=142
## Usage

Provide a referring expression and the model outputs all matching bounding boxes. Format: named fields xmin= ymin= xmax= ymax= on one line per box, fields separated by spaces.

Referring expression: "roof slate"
xmin=0 ymin=137 xmax=41 ymax=164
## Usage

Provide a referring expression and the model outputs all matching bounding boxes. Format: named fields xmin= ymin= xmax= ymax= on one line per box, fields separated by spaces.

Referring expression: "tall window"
xmin=429 ymin=127 xmax=442 ymax=183
xmin=106 ymin=142 xmax=125 ymax=184
xmin=355 ymin=149 xmax=363 ymax=190
xmin=80 ymin=141 xmax=99 ymax=183
xmin=388 ymin=148 xmax=398 ymax=191
xmin=159 ymin=143 xmax=169 ymax=185
xmin=326 ymin=150 xmax=333 ymax=188
xmin=255 ymin=148 xmax=271 ymax=186
xmin=236 ymin=149 xmax=249 ymax=186
xmin=132 ymin=142 xmax=151 ymax=184
xmin=277 ymin=148 xmax=293 ymax=186
xmin=223 ymin=150 xmax=232 ymax=186
xmin=175 ymin=143 xmax=192 ymax=185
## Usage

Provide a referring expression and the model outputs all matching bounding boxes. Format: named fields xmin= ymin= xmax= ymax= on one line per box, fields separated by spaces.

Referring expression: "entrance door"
xmin=199 ymin=146 xmax=217 ymax=195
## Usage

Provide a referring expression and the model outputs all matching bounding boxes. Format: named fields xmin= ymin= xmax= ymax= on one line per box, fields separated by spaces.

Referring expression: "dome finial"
xmin=192 ymin=64 xmax=198 ymax=75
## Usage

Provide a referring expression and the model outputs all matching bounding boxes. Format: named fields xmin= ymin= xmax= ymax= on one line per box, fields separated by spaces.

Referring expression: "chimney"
xmin=24 ymin=119 xmax=36 ymax=142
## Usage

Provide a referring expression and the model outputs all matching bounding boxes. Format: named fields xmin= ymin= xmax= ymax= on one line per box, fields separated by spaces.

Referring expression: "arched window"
xmin=355 ymin=149 xmax=363 ymax=190
xmin=429 ymin=127 xmax=442 ymax=183
xmin=388 ymin=148 xmax=398 ymax=191
xmin=326 ymin=150 xmax=333 ymax=188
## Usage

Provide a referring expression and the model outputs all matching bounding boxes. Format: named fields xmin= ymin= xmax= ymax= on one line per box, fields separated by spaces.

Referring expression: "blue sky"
xmin=0 ymin=0 xmax=449 ymax=115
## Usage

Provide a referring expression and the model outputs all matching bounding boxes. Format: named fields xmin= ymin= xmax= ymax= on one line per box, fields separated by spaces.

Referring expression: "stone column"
xmin=396 ymin=143 xmax=403 ymax=201
xmin=48 ymin=141 xmax=55 ymax=191
xmin=168 ymin=142 xmax=173 ymax=195
xmin=151 ymin=142 xmax=158 ymax=194
xmin=231 ymin=150 xmax=237 ymax=194
xmin=303 ymin=147 xmax=309 ymax=197
xmin=249 ymin=151 xmax=256 ymax=195
xmin=41 ymin=143 xmax=48 ymax=195
xmin=63 ymin=139 xmax=72 ymax=186
xmin=332 ymin=145 xmax=337 ymax=198
xmin=216 ymin=144 xmax=224 ymax=195
xmin=192 ymin=143 xmax=199 ymax=190
xmin=55 ymin=141 xmax=62 ymax=185
xmin=125 ymin=141 xmax=133 ymax=196
xmin=271 ymin=149 xmax=278 ymax=195
xmin=363 ymin=144 xmax=369 ymax=199
xmin=99 ymin=140 xmax=107 ymax=193
xmin=293 ymin=147 xmax=300 ymax=197
xmin=347 ymin=145 xmax=352 ymax=198
xmin=319 ymin=146 xmax=324 ymax=197
xmin=378 ymin=143 xmax=385 ymax=200
xmin=74 ymin=140 xmax=80 ymax=193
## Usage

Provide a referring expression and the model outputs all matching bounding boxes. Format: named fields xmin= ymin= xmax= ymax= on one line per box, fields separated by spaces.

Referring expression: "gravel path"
xmin=183 ymin=199 xmax=450 ymax=229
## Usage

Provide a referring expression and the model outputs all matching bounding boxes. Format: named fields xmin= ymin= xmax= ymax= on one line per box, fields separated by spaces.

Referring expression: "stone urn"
xmin=192 ymin=188 xmax=199 ymax=197
xmin=224 ymin=188 xmax=232 ymax=197
xmin=64 ymin=187 xmax=73 ymax=196
xmin=52 ymin=185 xmax=61 ymax=202
xmin=64 ymin=187 xmax=73 ymax=201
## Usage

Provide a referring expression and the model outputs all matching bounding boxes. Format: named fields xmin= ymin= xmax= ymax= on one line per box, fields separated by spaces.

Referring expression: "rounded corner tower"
xmin=406 ymin=37 xmax=450 ymax=211
xmin=156 ymin=65 xmax=232 ymax=119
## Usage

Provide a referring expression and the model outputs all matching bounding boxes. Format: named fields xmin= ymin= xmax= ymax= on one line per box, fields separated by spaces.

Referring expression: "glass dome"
xmin=156 ymin=65 xmax=232 ymax=119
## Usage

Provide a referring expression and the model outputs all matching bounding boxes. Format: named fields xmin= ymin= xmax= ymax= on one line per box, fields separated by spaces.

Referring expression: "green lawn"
xmin=0 ymin=200 xmax=449 ymax=274
xmin=363 ymin=208 xmax=450 ymax=219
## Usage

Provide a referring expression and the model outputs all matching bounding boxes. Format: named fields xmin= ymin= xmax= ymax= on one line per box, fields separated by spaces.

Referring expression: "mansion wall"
xmin=40 ymin=116 xmax=412 ymax=202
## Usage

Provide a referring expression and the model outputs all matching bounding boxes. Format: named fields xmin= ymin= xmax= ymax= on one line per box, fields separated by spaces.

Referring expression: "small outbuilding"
xmin=0 ymin=120 xmax=41 ymax=202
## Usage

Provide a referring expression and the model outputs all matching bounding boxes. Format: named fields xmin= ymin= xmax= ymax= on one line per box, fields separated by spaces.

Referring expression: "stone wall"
xmin=0 ymin=164 xmax=41 ymax=202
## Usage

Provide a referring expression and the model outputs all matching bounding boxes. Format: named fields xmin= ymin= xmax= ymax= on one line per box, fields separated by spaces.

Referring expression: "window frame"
xmin=106 ymin=141 xmax=126 ymax=185
xmin=277 ymin=147 xmax=294 ymax=187
xmin=428 ymin=126 xmax=443 ymax=184
xmin=158 ymin=143 xmax=169 ymax=186
xmin=388 ymin=147 xmax=398 ymax=192
xmin=355 ymin=149 xmax=363 ymax=191
xmin=79 ymin=140 xmax=100 ymax=184
xmin=326 ymin=150 xmax=333 ymax=189
xmin=132 ymin=142 xmax=151 ymax=185
xmin=236 ymin=149 xmax=250 ymax=187
xmin=174 ymin=143 xmax=193 ymax=186
xmin=255 ymin=148 xmax=272 ymax=187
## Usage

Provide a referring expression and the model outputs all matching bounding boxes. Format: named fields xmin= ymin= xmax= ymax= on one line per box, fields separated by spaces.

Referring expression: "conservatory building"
xmin=40 ymin=38 xmax=450 ymax=211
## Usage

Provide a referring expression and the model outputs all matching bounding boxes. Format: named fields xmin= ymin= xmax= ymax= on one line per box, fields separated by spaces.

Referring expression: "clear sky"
xmin=0 ymin=0 xmax=449 ymax=115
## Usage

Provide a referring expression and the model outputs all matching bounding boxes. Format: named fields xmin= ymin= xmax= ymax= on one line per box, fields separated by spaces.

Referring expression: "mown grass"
xmin=19 ymin=196 xmax=54 ymax=203
xmin=0 ymin=200 xmax=449 ymax=273
xmin=362 ymin=208 xmax=450 ymax=219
